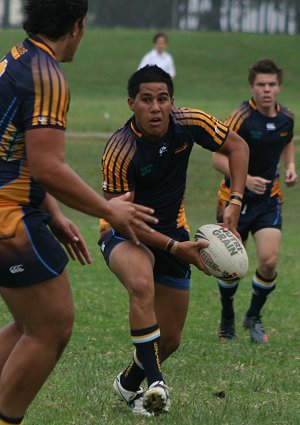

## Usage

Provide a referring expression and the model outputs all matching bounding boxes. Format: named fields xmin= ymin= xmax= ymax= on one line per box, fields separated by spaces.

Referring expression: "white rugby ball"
xmin=195 ymin=224 xmax=248 ymax=281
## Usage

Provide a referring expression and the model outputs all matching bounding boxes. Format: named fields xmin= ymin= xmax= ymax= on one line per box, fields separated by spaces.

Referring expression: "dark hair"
xmin=153 ymin=32 xmax=168 ymax=44
xmin=23 ymin=0 xmax=88 ymax=41
xmin=248 ymin=58 xmax=283 ymax=85
xmin=127 ymin=65 xmax=174 ymax=99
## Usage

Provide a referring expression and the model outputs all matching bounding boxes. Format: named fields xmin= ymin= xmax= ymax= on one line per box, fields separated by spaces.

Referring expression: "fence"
xmin=0 ymin=0 xmax=299 ymax=34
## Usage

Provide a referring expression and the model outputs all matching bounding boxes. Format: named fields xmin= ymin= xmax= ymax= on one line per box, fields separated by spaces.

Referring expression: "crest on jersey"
xmin=159 ymin=144 xmax=167 ymax=156
xmin=266 ymin=123 xmax=276 ymax=130
xmin=0 ymin=59 xmax=8 ymax=78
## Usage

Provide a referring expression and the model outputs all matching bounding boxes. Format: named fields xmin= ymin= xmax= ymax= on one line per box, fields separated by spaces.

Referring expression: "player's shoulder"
xmin=279 ymin=104 xmax=294 ymax=122
xmin=171 ymin=106 xmax=211 ymax=125
xmin=230 ymin=100 xmax=252 ymax=118
xmin=224 ymin=100 xmax=252 ymax=129
xmin=104 ymin=120 xmax=138 ymax=156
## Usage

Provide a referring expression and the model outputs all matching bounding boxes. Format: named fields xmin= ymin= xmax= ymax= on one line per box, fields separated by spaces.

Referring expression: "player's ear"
xmin=70 ymin=18 xmax=85 ymax=37
xmin=128 ymin=97 xmax=134 ymax=111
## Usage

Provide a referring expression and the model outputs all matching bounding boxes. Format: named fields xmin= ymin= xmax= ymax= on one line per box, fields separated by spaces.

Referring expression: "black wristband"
xmin=166 ymin=239 xmax=176 ymax=253
xmin=230 ymin=194 xmax=243 ymax=203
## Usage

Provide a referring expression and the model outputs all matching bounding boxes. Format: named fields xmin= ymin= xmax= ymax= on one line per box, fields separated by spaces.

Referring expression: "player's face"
xmin=251 ymin=73 xmax=281 ymax=113
xmin=128 ymin=82 xmax=174 ymax=141
xmin=154 ymin=37 xmax=167 ymax=54
xmin=62 ymin=17 xmax=87 ymax=62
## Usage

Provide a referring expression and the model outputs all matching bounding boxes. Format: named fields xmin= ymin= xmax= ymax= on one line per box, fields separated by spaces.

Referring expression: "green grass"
xmin=1 ymin=29 xmax=300 ymax=133
xmin=0 ymin=29 xmax=300 ymax=424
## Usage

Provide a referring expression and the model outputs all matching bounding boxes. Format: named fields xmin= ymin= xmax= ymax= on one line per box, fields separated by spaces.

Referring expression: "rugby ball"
xmin=195 ymin=224 xmax=248 ymax=281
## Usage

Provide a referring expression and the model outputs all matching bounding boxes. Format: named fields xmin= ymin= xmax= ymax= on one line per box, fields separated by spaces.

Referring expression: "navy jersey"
xmin=222 ymin=99 xmax=294 ymax=203
xmin=0 ymin=37 xmax=70 ymax=206
xmin=102 ymin=107 xmax=229 ymax=233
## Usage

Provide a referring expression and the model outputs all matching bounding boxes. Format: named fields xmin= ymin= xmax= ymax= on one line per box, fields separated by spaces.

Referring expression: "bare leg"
xmin=0 ymin=269 xmax=74 ymax=417
xmin=0 ymin=323 xmax=23 ymax=375
xmin=154 ymin=284 xmax=189 ymax=361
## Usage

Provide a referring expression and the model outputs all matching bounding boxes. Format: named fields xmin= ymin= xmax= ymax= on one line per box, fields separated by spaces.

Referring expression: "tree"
xmin=2 ymin=0 xmax=10 ymax=27
xmin=290 ymin=0 xmax=300 ymax=33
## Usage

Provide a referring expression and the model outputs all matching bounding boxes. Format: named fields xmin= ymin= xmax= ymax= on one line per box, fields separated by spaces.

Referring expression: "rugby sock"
xmin=0 ymin=411 xmax=24 ymax=424
xmin=246 ymin=270 xmax=276 ymax=317
xmin=120 ymin=350 xmax=145 ymax=391
xmin=218 ymin=279 xmax=239 ymax=319
xmin=131 ymin=324 xmax=163 ymax=387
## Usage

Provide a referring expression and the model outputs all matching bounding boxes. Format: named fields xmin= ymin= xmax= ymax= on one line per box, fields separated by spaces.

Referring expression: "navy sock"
xmin=121 ymin=353 xmax=145 ymax=391
xmin=131 ymin=324 xmax=163 ymax=387
xmin=0 ymin=412 xmax=24 ymax=425
xmin=218 ymin=279 xmax=239 ymax=319
xmin=246 ymin=270 xmax=276 ymax=317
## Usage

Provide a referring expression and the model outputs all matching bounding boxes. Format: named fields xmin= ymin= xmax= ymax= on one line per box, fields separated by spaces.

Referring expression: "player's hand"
xmin=106 ymin=193 xmax=158 ymax=245
xmin=49 ymin=214 xmax=92 ymax=265
xmin=222 ymin=204 xmax=242 ymax=241
xmin=246 ymin=175 xmax=271 ymax=194
xmin=285 ymin=168 xmax=298 ymax=187
xmin=172 ymin=240 xmax=211 ymax=275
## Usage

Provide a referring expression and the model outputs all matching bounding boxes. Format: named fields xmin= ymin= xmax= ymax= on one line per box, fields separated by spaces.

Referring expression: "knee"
xmin=128 ymin=276 xmax=154 ymax=305
xmin=35 ymin=308 xmax=74 ymax=357
xmin=54 ymin=309 xmax=74 ymax=352
xmin=259 ymin=255 xmax=278 ymax=277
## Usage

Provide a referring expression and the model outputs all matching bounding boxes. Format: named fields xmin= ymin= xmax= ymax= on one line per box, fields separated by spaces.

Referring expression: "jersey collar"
xmin=27 ymin=36 xmax=56 ymax=60
xmin=130 ymin=119 xmax=143 ymax=138
xmin=249 ymin=98 xmax=280 ymax=113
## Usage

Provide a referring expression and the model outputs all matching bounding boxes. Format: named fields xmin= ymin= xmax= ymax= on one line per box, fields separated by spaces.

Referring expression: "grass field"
xmin=0 ymin=29 xmax=300 ymax=424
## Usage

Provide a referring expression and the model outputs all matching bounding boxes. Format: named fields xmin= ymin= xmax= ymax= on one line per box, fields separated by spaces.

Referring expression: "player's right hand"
xmin=172 ymin=240 xmax=211 ymax=275
xmin=246 ymin=175 xmax=271 ymax=194
xmin=106 ymin=193 xmax=158 ymax=245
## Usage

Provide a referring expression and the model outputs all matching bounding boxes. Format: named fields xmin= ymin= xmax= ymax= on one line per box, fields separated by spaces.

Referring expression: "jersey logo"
xmin=280 ymin=131 xmax=288 ymax=137
xmin=37 ymin=116 xmax=48 ymax=125
xmin=159 ymin=144 xmax=167 ymax=156
xmin=266 ymin=123 xmax=276 ymax=130
xmin=140 ymin=163 xmax=154 ymax=176
xmin=0 ymin=59 xmax=8 ymax=78
xmin=174 ymin=143 xmax=188 ymax=154
xmin=9 ymin=264 xmax=25 ymax=274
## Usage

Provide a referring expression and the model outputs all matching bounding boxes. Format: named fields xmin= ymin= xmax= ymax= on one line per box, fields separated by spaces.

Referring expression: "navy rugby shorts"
xmin=0 ymin=204 xmax=68 ymax=288
xmin=99 ymin=227 xmax=191 ymax=290
xmin=217 ymin=196 xmax=282 ymax=242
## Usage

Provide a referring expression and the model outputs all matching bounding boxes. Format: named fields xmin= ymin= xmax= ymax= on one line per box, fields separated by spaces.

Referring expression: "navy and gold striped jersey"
xmin=0 ymin=37 xmax=70 ymax=206
xmin=222 ymin=98 xmax=294 ymax=203
xmin=102 ymin=108 xmax=229 ymax=233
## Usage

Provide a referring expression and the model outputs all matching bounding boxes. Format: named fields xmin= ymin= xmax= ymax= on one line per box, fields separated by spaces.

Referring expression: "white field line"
xmin=67 ymin=131 xmax=300 ymax=142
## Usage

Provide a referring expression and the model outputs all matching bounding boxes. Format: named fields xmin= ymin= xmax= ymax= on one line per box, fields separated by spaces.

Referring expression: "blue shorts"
xmin=99 ymin=227 xmax=191 ymax=290
xmin=0 ymin=204 xmax=68 ymax=288
xmin=217 ymin=196 xmax=282 ymax=242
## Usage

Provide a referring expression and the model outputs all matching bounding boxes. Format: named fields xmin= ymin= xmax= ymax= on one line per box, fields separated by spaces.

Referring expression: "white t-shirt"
xmin=138 ymin=49 xmax=176 ymax=78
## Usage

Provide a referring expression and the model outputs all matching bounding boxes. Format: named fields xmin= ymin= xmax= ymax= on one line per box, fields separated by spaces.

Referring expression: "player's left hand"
xmin=49 ymin=214 xmax=92 ymax=265
xmin=285 ymin=169 xmax=298 ymax=187
xmin=222 ymin=203 xmax=242 ymax=241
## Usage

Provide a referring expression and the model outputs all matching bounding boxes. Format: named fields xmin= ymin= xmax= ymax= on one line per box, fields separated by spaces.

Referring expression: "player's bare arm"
xmin=42 ymin=193 xmax=92 ymax=265
xmin=25 ymin=128 xmax=157 ymax=244
xmin=212 ymin=130 xmax=249 ymax=232
xmin=281 ymin=141 xmax=298 ymax=187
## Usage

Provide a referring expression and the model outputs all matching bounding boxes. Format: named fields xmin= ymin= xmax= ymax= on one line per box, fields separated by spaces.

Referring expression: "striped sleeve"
xmin=172 ymin=108 xmax=229 ymax=150
xmin=22 ymin=53 xmax=69 ymax=130
xmin=224 ymin=103 xmax=251 ymax=133
xmin=102 ymin=130 xmax=137 ymax=193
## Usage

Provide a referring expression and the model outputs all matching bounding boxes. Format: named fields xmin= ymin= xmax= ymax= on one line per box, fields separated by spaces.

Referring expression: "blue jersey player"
xmin=99 ymin=65 xmax=249 ymax=415
xmin=0 ymin=1 xmax=157 ymax=424
xmin=213 ymin=59 xmax=297 ymax=343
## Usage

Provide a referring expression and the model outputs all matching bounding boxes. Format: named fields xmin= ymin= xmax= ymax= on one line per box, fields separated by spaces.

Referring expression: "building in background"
xmin=0 ymin=0 xmax=299 ymax=34
xmin=0 ymin=0 xmax=23 ymax=27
